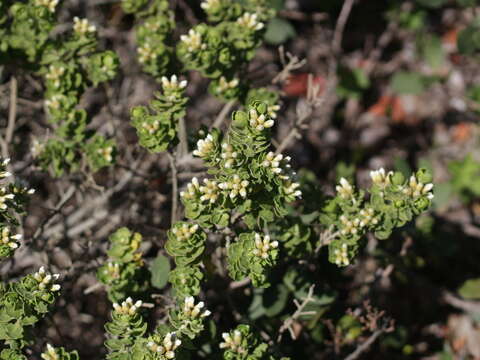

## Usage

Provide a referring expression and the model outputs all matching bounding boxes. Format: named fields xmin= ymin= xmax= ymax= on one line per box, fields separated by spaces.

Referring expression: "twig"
xmin=443 ymin=291 xmax=480 ymax=313
xmin=315 ymin=226 xmax=340 ymax=253
xmin=83 ymin=282 xmax=104 ymax=295
xmin=167 ymin=152 xmax=179 ymax=225
xmin=272 ymin=46 xmax=307 ymax=84
xmin=343 ymin=329 xmax=384 ymax=360
xmin=1 ymin=77 xmax=18 ymax=161
xmin=229 ymin=278 xmax=251 ymax=290
xmin=211 ymin=100 xmax=236 ymax=130
xmin=277 ymin=284 xmax=316 ymax=342
xmin=177 ymin=118 xmax=189 ymax=160
xmin=332 ymin=0 xmax=356 ymax=57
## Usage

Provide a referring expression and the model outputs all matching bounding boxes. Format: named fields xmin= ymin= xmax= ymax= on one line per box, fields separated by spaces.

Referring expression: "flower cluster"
xmin=252 ymin=233 xmax=278 ymax=259
xmin=219 ymin=175 xmax=249 ymax=199
xmin=402 ymin=175 xmax=434 ymax=200
xmin=41 ymin=344 xmax=79 ymax=360
xmin=73 ymin=17 xmax=96 ymax=36
xmin=221 ymin=142 xmax=238 ymax=168
xmin=237 ymin=12 xmax=264 ymax=31
xmin=333 ymin=243 xmax=350 ymax=266
xmin=248 ymin=108 xmax=274 ymax=131
xmin=33 ymin=266 xmax=61 ymax=292
xmin=182 ymin=296 xmax=211 ymax=318
xmin=193 ymin=134 xmax=215 ymax=158
xmin=113 ymin=297 xmax=143 ymax=315
xmin=171 ymin=223 xmax=199 ymax=241
xmin=336 ymin=177 xmax=354 ymax=200
xmin=219 ymin=325 xmax=270 ymax=359
xmin=0 ymin=226 xmax=22 ymax=251
xmin=147 ymin=332 xmax=181 ymax=359
xmin=180 ymin=29 xmax=206 ymax=52
xmin=35 ymin=0 xmax=59 ymax=12
xmin=220 ymin=329 xmax=244 ymax=352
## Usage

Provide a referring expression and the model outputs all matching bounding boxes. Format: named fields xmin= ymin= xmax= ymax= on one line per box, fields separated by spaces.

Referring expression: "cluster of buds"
xmin=40 ymin=344 xmax=59 ymax=360
xmin=220 ymin=330 xmax=244 ymax=353
xmin=200 ymin=0 xmax=220 ymax=11
xmin=182 ymin=296 xmax=211 ymax=318
xmin=284 ymin=181 xmax=302 ymax=199
xmin=237 ymin=13 xmax=264 ymax=31
xmin=370 ymin=168 xmax=393 ymax=187
xmin=0 ymin=187 xmax=15 ymax=210
xmin=35 ymin=0 xmax=59 ymax=13
xmin=171 ymin=223 xmax=199 ymax=241
xmin=262 ymin=152 xmax=292 ymax=177
xmin=358 ymin=208 xmax=379 ymax=228
xmin=161 ymin=75 xmax=188 ymax=92
xmin=105 ymin=262 xmax=120 ymax=279
xmin=0 ymin=158 xmax=11 ymax=179
xmin=113 ymin=297 xmax=143 ymax=315
xmin=147 ymin=332 xmax=181 ymax=359
xmin=97 ymin=146 xmax=113 ymax=163
xmin=138 ymin=43 xmax=157 ymax=64
xmin=221 ymin=143 xmax=238 ymax=168
xmin=1 ymin=226 xmax=22 ymax=250
xmin=334 ymin=243 xmax=350 ymax=266
xmin=252 ymin=233 xmax=278 ymax=259
xmin=336 ymin=177 xmax=354 ymax=200
xmin=216 ymin=77 xmax=239 ymax=94
xmin=45 ymin=65 xmax=66 ymax=89
xmin=248 ymin=108 xmax=274 ymax=131
xmin=180 ymin=29 xmax=207 ymax=52
xmin=180 ymin=177 xmax=200 ymax=200
xmin=142 ymin=119 xmax=160 ymax=134
xmin=45 ymin=94 xmax=65 ymax=111
xmin=73 ymin=17 xmax=96 ymax=36
xmin=199 ymin=179 xmax=220 ymax=204
xmin=402 ymin=175 xmax=434 ymax=200
xmin=219 ymin=175 xmax=249 ymax=199
xmin=193 ymin=134 xmax=215 ymax=158
xmin=267 ymin=104 xmax=281 ymax=119
xmin=33 ymin=266 xmax=61 ymax=292
xmin=339 ymin=215 xmax=360 ymax=236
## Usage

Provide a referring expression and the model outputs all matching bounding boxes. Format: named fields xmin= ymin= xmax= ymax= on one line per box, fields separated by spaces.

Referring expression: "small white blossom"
xmin=0 ymin=158 xmax=11 ymax=179
xmin=73 ymin=17 xmax=96 ymax=35
xmin=358 ymin=208 xmax=379 ymax=228
xmin=221 ymin=143 xmax=238 ymax=168
xmin=200 ymin=0 xmax=220 ymax=10
xmin=113 ymin=297 xmax=143 ymax=315
xmin=180 ymin=177 xmax=200 ymax=199
xmin=138 ymin=43 xmax=157 ymax=64
xmin=334 ymin=243 xmax=350 ymax=266
xmin=41 ymin=344 xmax=59 ymax=360
xmin=35 ymin=0 xmax=58 ymax=13
xmin=142 ymin=120 xmax=159 ymax=134
xmin=0 ymin=227 xmax=21 ymax=250
xmin=402 ymin=175 xmax=434 ymax=200
xmin=219 ymin=175 xmax=249 ymax=199
xmin=252 ymin=233 xmax=278 ymax=259
xmin=33 ymin=266 xmax=61 ymax=292
xmin=237 ymin=12 xmax=264 ymax=31
xmin=0 ymin=187 xmax=15 ymax=210
xmin=31 ymin=138 xmax=45 ymax=158
xmin=98 ymin=146 xmax=113 ymax=163
xmin=193 ymin=134 xmax=214 ymax=158
xmin=161 ymin=75 xmax=188 ymax=92
xmin=172 ymin=223 xmax=199 ymax=241
xmin=183 ymin=296 xmax=211 ymax=318
xmin=180 ymin=29 xmax=206 ymax=52
xmin=105 ymin=262 xmax=120 ymax=278
xmin=220 ymin=330 xmax=243 ymax=352
xmin=45 ymin=94 xmax=65 ymax=111
xmin=340 ymin=215 xmax=360 ymax=236
xmin=370 ymin=168 xmax=393 ymax=187
xmin=267 ymin=104 xmax=281 ymax=119
xmin=284 ymin=181 xmax=302 ymax=198
xmin=249 ymin=109 xmax=274 ymax=131
xmin=216 ymin=76 xmax=239 ymax=94
xmin=147 ymin=332 xmax=181 ymax=359
xmin=336 ymin=177 xmax=354 ymax=200
xmin=45 ymin=65 xmax=65 ymax=89
xmin=262 ymin=152 xmax=285 ymax=174
xmin=199 ymin=179 xmax=220 ymax=203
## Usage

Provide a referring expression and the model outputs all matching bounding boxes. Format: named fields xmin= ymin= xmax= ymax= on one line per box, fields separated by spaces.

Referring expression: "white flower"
xmin=249 ymin=109 xmax=274 ymax=131
xmin=33 ymin=266 xmax=61 ymax=292
xmin=0 ymin=158 xmax=11 ymax=179
xmin=340 ymin=215 xmax=360 ymax=236
xmin=142 ymin=120 xmax=159 ymax=134
xmin=41 ymin=344 xmax=59 ymax=360
xmin=220 ymin=330 xmax=243 ymax=352
xmin=35 ymin=0 xmax=58 ymax=13
xmin=161 ymin=75 xmax=188 ymax=92
xmin=0 ymin=187 xmax=15 ymax=210
xmin=252 ymin=233 xmax=278 ymax=259
xmin=46 ymin=65 xmax=66 ymax=89
xmin=180 ymin=177 xmax=200 ymax=200
xmin=105 ymin=262 xmax=120 ymax=278
xmin=200 ymin=0 xmax=220 ymax=10
xmin=138 ymin=43 xmax=157 ymax=64
xmin=45 ymin=94 xmax=65 ymax=111
xmin=219 ymin=175 xmax=249 ymax=199
xmin=402 ymin=175 xmax=434 ymax=200
xmin=113 ymin=297 xmax=143 ymax=315
xmin=221 ymin=143 xmax=238 ymax=168
xmin=334 ymin=243 xmax=350 ymax=266
xmin=31 ymin=138 xmax=45 ymax=158
xmin=199 ymin=179 xmax=220 ymax=203
xmin=147 ymin=332 xmax=181 ymax=359
xmin=262 ymin=152 xmax=285 ymax=174
xmin=336 ymin=177 xmax=354 ymax=199
xmin=358 ymin=208 xmax=378 ymax=228
xmin=98 ymin=146 xmax=113 ymax=163
xmin=267 ymin=104 xmax=281 ymax=119
xmin=171 ymin=223 xmax=199 ymax=241
xmin=284 ymin=181 xmax=302 ymax=199
xmin=216 ymin=76 xmax=239 ymax=94
xmin=183 ymin=296 xmax=211 ymax=318
xmin=193 ymin=134 xmax=214 ymax=158
xmin=73 ymin=17 xmax=96 ymax=35
xmin=237 ymin=12 xmax=264 ymax=31
xmin=0 ymin=227 xmax=21 ymax=250
xmin=180 ymin=29 xmax=206 ymax=52
xmin=370 ymin=168 xmax=393 ymax=187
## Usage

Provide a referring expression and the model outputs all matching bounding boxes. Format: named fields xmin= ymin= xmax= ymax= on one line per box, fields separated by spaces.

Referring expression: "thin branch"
xmin=177 ymin=117 xmax=189 ymax=160
xmin=344 ymin=329 xmax=384 ymax=360
xmin=167 ymin=152 xmax=179 ymax=225
xmin=211 ymin=100 xmax=236 ymax=130
xmin=332 ymin=0 xmax=356 ymax=56
xmin=1 ymin=76 xmax=18 ymax=161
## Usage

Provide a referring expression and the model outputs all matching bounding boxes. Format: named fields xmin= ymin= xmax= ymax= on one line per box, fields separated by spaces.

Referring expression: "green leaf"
xmin=458 ymin=278 xmax=480 ymax=300
xmin=418 ymin=34 xmax=444 ymax=69
xmin=264 ymin=18 xmax=296 ymax=45
xmin=263 ymin=284 xmax=289 ymax=317
xmin=390 ymin=71 xmax=426 ymax=95
xmin=149 ymin=254 xmax=171 ymax=289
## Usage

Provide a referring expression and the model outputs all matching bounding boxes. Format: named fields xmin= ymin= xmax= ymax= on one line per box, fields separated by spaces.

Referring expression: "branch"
xmin=210 ymin=100 xmax=236 ymax=130
xmin=167 ymin=152 xmax=179 ymax=225
xmin=344 ymin=329 xmax=384 ymax=360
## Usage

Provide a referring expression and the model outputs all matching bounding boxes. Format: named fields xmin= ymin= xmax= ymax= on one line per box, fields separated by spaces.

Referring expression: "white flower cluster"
xmin=138 ymin=43 xmax=157 ymax=64
xmin=0 ymin=158 xmax=11 ymax=179
xmin=35 ymin=0 xmax=58 ymax=13
xmin=370 ymin=168 xmax=393 ymax=187
xmin=358 ymin=208 xmax=379 ymax=227
xmin=249 ymin=108 xmax=274 ymax=131
xmin=217 ymin=77 xmax=239 ymax=94
xmin=147 ymin=332 xmax=181 ymax=359
xmin=221 ymin=143 xmax=238 ymax=168
xmin=200 ymin=0 xmax=220 ymax=11
xmin=339 ymin=208 xmax=378 ymax=237
xmin=336 ymin=177 xmax=354 ymax=200
xmin=199 ymin=179 xmax=220 ymax=203
xmin=46 ymin=65 xmax=66 ymax=89
xmin=41 ymin=344 xmax=59 ymax=360
xmin=73 ymin=17 xmax=96 ymax=36
xmin=45 ymin=94 xmax=64 ymax=111
xmin=402 ymin=175 xmax=434 ymax=200
xmin=219 ymin=175 xmax=249 ymax=199
xmin=1 ymin=226 xmax=22 ymax=250
xmin=334 ymin=243 xmax=349 ymax=266
xmin=105 ymin=261 xmax=120 ymax=278
xmin=113 ymin=297 xmax=142 ymax=315
xmin=180 ymin=29 xmax=207 ymax=52
xmin=193 ymin=134 xmax=215 ymax=158
xmin=142 ymin=119 xmax=159 ymax=134
xmin=33 ymin=266 xmax=61 ymax=292
xmin=172 ymin=223 xmax=199 ymax=241
xmin=180 ymin=177 xmax=200 ymax=200
xmin=237 ymin=13 xmax=264 ymax=31
xmin=182 ymin=296 xmax=211 ymax=318
xmin=252 ymin=232 xmax=278 ymax=259
xmin=284 ymin=181 xmax=302 ymax=199
xmin=0 ymin=186 xmax=15 ymax=210
xmin=267 ymin=104 xmax=281 ymax=119
xmin=97 ymin=146 xmax=113 ymax=163
xmin=161 ymin=75 xmax=188 ymax=92
xmin=262 ymin=152 xmax=292 ymax=177
xmin=220 ymin=330 xmax=244 ymax=353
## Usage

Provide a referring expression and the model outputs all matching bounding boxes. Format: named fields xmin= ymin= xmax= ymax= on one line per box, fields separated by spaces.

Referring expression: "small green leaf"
xmin=458 ymin=278 xmax=480 ymax=300
xmin=390 ymin=71 xmax=426 ymax=95
xmin=264 ymin=18 xmax=296 ymax=45
xmin=150 ymin=254 xmax=171 ymax=289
